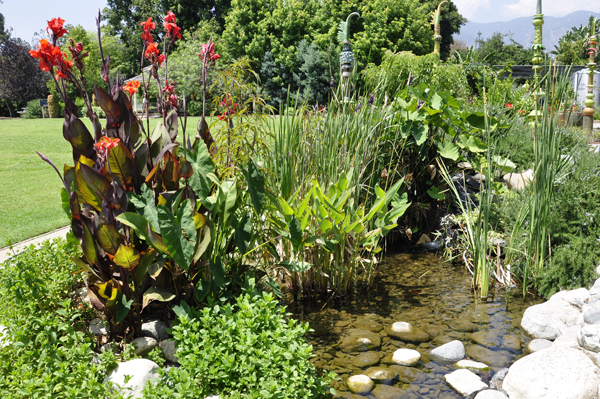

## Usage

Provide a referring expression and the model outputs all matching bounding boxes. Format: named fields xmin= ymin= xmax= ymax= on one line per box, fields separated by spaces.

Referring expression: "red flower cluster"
xmin=505 ymin=103 xmax=513 ymax=108
xmin=47 ymin=17 xmax=67 ymax=40
xmin=198 ymin=42 xmax=220 ymax=63
xmin=123 ymin=81 xmax=141 ymax=98
xmin=163 ymin=11 xmax=181 ymax=42
xmin=162 ymin=80 xmax=179 ymax=109
xmin=94 ymin=137 xmax=121 ymax=155
xmin=218 ymin=95 xmax=239 ymax=121
xmin=28 ymin=38 xmax=73 ymax=79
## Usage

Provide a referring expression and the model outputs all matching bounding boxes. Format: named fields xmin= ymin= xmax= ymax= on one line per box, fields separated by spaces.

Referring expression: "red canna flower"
xmin=47 ymin=17 xmax=67 ymax=40
xmin=123 ymin=81 xmax=141 ymax=98
xmin=29 ymin=39 xmax=62 ymax=72
xmin=145 ymin=42 xmax=159 ymax=58
xmin=76 ymin=42 xmax=83 ymax=52
xmin=94 ymin=137 xmax=121 ymax=155
xmin=198 ymin=42 xmax=220 ymax=64
xmin=164 ymin=11 xmax=176 ymax=24
xmin=505 ymin=103 xmax=513 ymax=108
xmin=162 ymin=80 xmax=179 ymax=109
xmin=55 ymin=53 xmax=74 ymax=79
xmin=158 ymin=54 xmax=165 ymax=67
xmin=140 ymin=17 xmax=156 ymax=43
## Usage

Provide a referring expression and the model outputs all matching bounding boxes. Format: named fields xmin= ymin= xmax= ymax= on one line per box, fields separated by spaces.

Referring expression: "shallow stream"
xmin=291 ymin=252 xmax=542 ymax=398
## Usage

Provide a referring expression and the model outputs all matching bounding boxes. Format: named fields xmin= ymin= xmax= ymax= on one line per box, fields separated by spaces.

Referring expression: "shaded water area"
xmin=291 ymin=252 xmax=543 ymax=398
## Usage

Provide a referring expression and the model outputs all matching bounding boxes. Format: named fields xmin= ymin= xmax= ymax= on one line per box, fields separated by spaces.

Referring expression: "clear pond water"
xmin=290 ymin=252 xmax=542 ymax=398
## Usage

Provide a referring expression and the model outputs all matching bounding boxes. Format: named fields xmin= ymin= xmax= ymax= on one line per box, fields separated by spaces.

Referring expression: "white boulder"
xmin=105 ymin=359 xmax=160 ymax=399
xmin=503 ymin=345 xmax=600 ymax=399
xmin=521 ymin=298 xmax=583 ymax=340
xmin=429 ymin=340 xmax=465 ymax=363
xmin=392 ymin=348 xmax=421 ymax=366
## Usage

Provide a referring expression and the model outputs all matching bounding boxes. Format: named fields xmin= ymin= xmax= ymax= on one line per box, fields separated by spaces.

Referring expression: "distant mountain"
xmin=453 ymin=10 xmax=600 ymax=52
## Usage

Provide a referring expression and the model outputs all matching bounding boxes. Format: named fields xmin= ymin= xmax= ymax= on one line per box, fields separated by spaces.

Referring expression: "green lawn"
xmin=0 ymin=116 xmax=207 ymax=247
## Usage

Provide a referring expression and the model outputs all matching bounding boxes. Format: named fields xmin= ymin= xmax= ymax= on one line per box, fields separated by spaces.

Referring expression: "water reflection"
xmin=291 ymin=252 xmax=542 ymax=398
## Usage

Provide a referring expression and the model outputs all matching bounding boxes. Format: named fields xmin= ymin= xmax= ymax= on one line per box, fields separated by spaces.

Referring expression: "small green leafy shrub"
xmin=0 ymin=240 xmax=121 ymax=398
xmin=23 ymin=99 xmax=42 ymax=119
xmin=186 ymin=100 xmax=203 ymax=116
xmin=145 ymin=291 xmax=334 ymax=399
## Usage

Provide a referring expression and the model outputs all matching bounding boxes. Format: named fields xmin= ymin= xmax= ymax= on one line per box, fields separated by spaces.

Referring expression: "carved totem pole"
xmin=529 ymin=0 xmax=545 ymax=123
xmin=432 ymin=1 xmax=448 ymax=56
xmin=338 ymin=12 xmax=360 ymax=102
xmin=583 ymin=18 xmax=598 ymax=132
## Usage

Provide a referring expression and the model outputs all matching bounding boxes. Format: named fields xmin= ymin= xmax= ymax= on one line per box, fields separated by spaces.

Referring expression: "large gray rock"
xmin=346 ymin=374 xmax=374 ymax=394
xmin=552 ymin=326 xmax=581 ymax=348
xmin=527 ymin=339 xmax=552 ymax=352
xmin=521 ymin=298 xmax=583 ymax=340
xmin=387 ymin=322 xmax=430 ymax=342
xmin=339 ymin=329 xmax=381 ymax=353
xmin=141 ymin=320 xmax=170 ymax=341
xmin=578 ymin=324 xmax=600 ymax=352
xmin=131 ymin=336 xmax=158 ymax=356
xmin=105 ymin=359 xmax=160 ymax=398
xmin=503 ymin=345 xmax=600 ymax=399
xmin=474 ymin=390 xmax=508 ymax=399
xmin=429 ymin=340 xmax=465 ymax=363
xmin=549 ymin=288 xmax=590 ymax=309
xmin=444 ymin=369 xmax=487 ymax=396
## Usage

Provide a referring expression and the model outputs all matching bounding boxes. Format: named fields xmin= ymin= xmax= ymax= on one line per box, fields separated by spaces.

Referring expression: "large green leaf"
xmin=412 ymin=124 xmax=428 ymax=146
xmin=116 ymin=213 xmax=151 ymax=241
xmin=193 ymin=225 xmax=211 ymax=262
xmin=233 ymin=212 xmax=252 ymax=255
xmin=113 ymin=244 xmax=140 ymax=269
xmin=116 ymin=295 xmax=133 ymax=323
xmin=242 ymin=160 xmax=265 ymax=214
xmin=158 ymin=204 xmax=195 ymax=270
xmin=108 ymin=141 xmax=136 ymax=189
xmin=82 ymin=222 xmax=99 ymax=265
xmin=288 ymin=215 xmax=303 ymax=251
xmin=209 ymin=258 xmax=226 ymax=289
xmin=129 ymin=184 xmax=160 ymax=233
xmin=96 ymin=222 xmax=123 ymax=255
xmin=142 ymin=286 xmax=175 ymax=310
xmin=217 ymin=180 xmax=238 ymax=224
xmin=278 ymin=260 xmax=313 ymax=272
xmin=439 ymin=140 xmax=460 ymax=161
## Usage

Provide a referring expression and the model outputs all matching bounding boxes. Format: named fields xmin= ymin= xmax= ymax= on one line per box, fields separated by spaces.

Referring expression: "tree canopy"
xmin=0 ymin=37 xmax=49 ymax=104
xmin=552 ymin=15 xmax=599 ymax=65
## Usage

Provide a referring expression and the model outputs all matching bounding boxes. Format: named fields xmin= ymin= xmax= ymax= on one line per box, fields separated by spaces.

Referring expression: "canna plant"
xmin=31 ymin=14 xmax=263 ymax=339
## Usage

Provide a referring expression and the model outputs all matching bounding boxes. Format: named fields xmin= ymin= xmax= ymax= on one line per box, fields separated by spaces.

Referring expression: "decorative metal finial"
xmin=583 ymin=18 xmax=598 ymax=132
xmin=338 ymin=12 xmax=360 ymax=103
xmin=529 ymin=0 xmax=545 ymax=123
xmin=432 ymin=1 xmax=448 ymax=55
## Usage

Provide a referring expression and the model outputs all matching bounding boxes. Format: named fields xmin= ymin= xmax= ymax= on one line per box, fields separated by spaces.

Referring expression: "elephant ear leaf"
xmin=242 ymin=160 xmax=265 ymax=214
xmin=187 ymin=144 xmax=215 ymax=199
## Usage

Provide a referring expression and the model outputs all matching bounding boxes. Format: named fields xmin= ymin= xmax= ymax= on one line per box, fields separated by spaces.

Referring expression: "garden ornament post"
xmin=529 ymin=0 xmax=544 ymax=123
xmin=583 ymin=18 xmax=598 ymax=132
xmin=338 ymin=12 xmax=360 ymax=103
xmin=432 ymin=1 xmax=447 ymax=56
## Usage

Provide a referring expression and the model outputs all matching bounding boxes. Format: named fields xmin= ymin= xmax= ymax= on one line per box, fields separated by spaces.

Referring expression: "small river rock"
xmin=520 ymin=298 xmax=583 ymax=340
xmin=346 ymin=374 xmax=374 ymax=394
xmin=527 ymin=339 xmax=552 ymax=352
xmin=503 ymin=345 xmax=600 ymax=399
xmin=160 ymin=339 xmax=178 ymax=363
xmin=473 ymin=390 xmax=508 ymax=399
xmin=444 ymin=369 xmax=488 ymax=396
xmin=389 ymin=365 xmax=427 ymax=383
xmin=471 ymin=330 xmax=502 ymax=348
xmin=578 ymin=324 xmax=600 ymax=352
xmin=105 ymin=359 xmax=160 ymax=399
xmin=429 ymin=340 xmax=465 ymax=363
xmin=371 ymin=384 xmax=406 ymax=399
xmin=465 ymin=345 xmax=511 ymax=368
xmin=456 ymin=359 xmax=490 ymax=371
xmin=141 ymin=320 xmax=169 ymax=341
xmin=364 ymin=366 xmax=398 ymax=382
xmin=501 ymin=335 xmax=521 ymax=352
xmin=352 ymin=351 xmax=382 ymax=367
xmin=353 ymin=317 xmax=384 ymax=333
xmin=391 ymin=348 xmax=421 ymax=366
xmin=447 ymin=320 xmax=479 ymax=332
xmin=388 ymin=322 xmax=430 ymax=343
xmin=131 ymin=336 xmax=158 ymax=356
xmin=340 ymin=329 xmax=381 ymax=352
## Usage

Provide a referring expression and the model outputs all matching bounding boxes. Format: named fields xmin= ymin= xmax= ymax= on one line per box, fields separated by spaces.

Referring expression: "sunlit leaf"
xmin=113 ymin=244 xmax=140 ymax=269
xmin=142 ymin=286 xmax=175 ymax=310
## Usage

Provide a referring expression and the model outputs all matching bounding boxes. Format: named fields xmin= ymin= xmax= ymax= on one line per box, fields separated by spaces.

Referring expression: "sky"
xmin=1 ymin=0 xmax=107 ymax=42
xmin=453 ymin=0 xmax=600 ymax=23
xmin=1 ymin=0 xmax=600 ymax=42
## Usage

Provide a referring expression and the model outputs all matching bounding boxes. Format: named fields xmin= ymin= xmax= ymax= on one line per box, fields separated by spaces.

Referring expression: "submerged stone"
xmin=339 ymin=329 xmax=381 ymax=353
xmin=346 ymin=374 xmax=374 ymax=394
xmin=388 ymin=322 xmax=430 ymax=343
xmin=352 ymin=351 xmax=382 ymax=367
xmin=364 ymin=366 xmax=398 ymax=382
xmin=371 ymin=384 xmax=407 ymax=399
